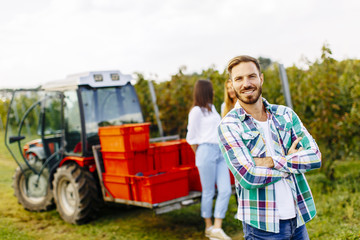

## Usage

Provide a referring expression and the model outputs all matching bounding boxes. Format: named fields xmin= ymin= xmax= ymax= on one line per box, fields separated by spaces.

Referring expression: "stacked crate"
xmin=98 ymin=123 xmax=199 ymax=204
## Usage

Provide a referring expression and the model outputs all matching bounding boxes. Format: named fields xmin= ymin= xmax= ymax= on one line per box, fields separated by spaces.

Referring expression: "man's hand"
xmin=254 ymin=157 xmax=274 ymax=168
xmin=288 ymin=137 xmax=303 ymax=155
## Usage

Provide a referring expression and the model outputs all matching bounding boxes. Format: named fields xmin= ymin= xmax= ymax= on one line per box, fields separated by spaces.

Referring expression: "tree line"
xmin=134 ymin=45 xmax=360 ymax=179
xmin=0 ymin=45 xmax=359 ymax=178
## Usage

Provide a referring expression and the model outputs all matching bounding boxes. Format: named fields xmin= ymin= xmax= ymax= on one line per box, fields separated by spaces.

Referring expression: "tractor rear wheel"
xmin=12 ymin=163 xmax=55 ymax=211
xmin=53 ymin=163 xmax=101 ymax=224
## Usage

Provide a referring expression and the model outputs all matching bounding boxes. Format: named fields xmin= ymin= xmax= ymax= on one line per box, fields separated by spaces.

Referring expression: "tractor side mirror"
xmin=9 ymin=136 xmax=26 ymax=144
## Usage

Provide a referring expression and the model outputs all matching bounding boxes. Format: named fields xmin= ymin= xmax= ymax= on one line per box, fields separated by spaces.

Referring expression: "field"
xmin=0 ymin=132 xmax=359 ymax=240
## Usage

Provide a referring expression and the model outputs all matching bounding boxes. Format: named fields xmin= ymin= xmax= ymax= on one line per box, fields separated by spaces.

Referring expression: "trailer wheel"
xmin=53 ymin=163 xmax=101 ymax=224
xmin=12 ymin=163 xmax=55 ymax=211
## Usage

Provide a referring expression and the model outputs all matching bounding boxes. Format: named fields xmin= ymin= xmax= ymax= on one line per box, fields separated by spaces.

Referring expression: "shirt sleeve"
xmin=186 ymin=107 xmax=201 ymax=145
xmin=272 ymin=109 xmax=322 ymax=174
xmin=218 ymin=121 xmax=286 ymax=190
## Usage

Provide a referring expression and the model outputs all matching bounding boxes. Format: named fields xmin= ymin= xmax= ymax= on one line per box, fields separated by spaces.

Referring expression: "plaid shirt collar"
xmin=234 ymin=97 xmax=279 ymax=122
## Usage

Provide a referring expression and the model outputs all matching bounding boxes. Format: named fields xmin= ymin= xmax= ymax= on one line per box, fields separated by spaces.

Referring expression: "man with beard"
xmin=218 ymin=55 xmax=321 ymax=239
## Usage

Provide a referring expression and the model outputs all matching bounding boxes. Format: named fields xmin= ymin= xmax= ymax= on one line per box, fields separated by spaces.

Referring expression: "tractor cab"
xmin=6 ymin=71 xmax=143 ymax=166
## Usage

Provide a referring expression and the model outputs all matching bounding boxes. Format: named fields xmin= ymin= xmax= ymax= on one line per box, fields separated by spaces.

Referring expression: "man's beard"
xmin=234 ymin=86 xmax=262 ymax=104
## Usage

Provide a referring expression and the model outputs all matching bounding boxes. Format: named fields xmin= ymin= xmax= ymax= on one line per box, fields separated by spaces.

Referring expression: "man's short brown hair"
xmin=227 ymin=55 xmax=261 ymax=79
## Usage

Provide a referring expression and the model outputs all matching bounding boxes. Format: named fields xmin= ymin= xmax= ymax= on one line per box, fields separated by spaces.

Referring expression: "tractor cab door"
xmin=5 ymin=90 xmax=64 ymax=170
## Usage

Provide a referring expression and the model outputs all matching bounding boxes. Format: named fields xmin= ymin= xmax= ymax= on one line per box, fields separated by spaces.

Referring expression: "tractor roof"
xmin=41 ymin=70 xmax=132 ymax=91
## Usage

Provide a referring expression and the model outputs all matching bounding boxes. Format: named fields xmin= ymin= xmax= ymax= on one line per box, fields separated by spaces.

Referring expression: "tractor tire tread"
xmin=53 ymin=163 xmax=101 ymax=224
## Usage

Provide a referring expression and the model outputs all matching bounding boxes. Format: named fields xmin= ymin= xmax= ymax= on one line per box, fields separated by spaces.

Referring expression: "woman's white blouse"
xmin=186 ymin=105 xmax=221 ymax=145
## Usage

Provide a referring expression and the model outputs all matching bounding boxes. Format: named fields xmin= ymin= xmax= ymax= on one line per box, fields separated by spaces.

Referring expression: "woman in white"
xmin=186 ymin=79 xmax=232 ymax=240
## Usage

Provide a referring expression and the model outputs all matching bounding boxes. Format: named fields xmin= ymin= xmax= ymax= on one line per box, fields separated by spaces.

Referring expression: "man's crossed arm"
xmin=254 ymin=137 xmax=303 ymax=168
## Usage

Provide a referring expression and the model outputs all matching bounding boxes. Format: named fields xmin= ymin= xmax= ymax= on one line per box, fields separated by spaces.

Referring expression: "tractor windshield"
xmin=80 ymin=83 xmax=144 ymax=152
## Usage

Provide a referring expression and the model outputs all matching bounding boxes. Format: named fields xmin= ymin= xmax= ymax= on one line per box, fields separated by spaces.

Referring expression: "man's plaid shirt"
xmin=218 ymin=98 xmax=321 ymax=233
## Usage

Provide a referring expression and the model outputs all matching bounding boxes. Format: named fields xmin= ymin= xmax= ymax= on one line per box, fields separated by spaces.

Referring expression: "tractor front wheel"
xmin=53 ymin=163 xmax=101 ymax=224
xmin=12 ymin=163 xmax=55 ymax=211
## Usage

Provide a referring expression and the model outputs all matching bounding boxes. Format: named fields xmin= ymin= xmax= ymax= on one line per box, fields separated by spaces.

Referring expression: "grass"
xmin=306 ymin=160 xmax=360 ymax=240
xmin=1 ymin=130 xmax=360 ymax=239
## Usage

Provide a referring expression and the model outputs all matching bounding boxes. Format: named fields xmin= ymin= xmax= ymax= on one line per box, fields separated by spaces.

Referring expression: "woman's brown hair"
xmin=192 ymin=79 xmax=213 ymax=112
xmin=222 ymin=79 xmax=236 ymax=117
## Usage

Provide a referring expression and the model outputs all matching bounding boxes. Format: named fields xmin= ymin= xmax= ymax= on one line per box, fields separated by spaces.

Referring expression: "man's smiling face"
xmin=231 ymin=61 xmax=263 ymax=105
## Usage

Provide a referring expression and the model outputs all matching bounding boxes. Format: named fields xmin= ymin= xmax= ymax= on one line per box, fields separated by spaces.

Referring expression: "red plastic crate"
xmin=101 ymin=151 xmax=149 ymax=175
xmin=179 ymin=139 xmax=195 ymax=166
xmin=98 ymin=123 xmax=150 ymax=152
xmin=151 ymin=141 xmax=181 ymax=171
xmin=178 ymin=165 xmax=202 ymax=191
xmin=146 ymin=145 xmax=156 ymax=172
xmin=229 ymin=170 xmax=235 ymax=185
xmin=131 ymin=170 xmax=189 ymax=204
xmin=102 ymin=174 xmax=134 ymax=200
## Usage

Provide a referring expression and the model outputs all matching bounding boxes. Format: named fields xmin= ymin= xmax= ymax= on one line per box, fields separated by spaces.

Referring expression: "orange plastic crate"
xmin=99 ymin=123 xmax=150 ymax=152
xmin=101 ymin=151 xmax=149 ymax=175
xmin=131 ymin=170 xmax=189 ymax=204
xmin=151 ymin=141 xmax=181 ymax=171
xmin=102 ymin=174 xmax=134 ymax=200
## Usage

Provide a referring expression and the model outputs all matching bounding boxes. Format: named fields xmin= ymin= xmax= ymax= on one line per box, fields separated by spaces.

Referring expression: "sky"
xmin=0 ymin=0 xmax=359 ymax=88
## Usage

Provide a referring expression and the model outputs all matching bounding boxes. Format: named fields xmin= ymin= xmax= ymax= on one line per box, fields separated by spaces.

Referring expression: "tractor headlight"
xmin=111 ymin=73 xmax=120 ymax=81
xmin=94 ymin=74 xmax=103 ymax=82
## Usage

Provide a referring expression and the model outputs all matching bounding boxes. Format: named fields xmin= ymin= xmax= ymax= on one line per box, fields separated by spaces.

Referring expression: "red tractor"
xmin=5 ymin=71 xmax=202 ymax=224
